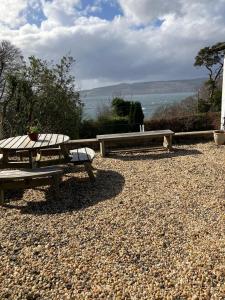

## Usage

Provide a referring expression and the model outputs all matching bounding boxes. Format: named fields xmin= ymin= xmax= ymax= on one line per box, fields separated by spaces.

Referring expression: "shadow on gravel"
xmin=109 ymin=147 xmax=202 ymax=161
xmin=4 ymin=169 xmax=125 ymax=215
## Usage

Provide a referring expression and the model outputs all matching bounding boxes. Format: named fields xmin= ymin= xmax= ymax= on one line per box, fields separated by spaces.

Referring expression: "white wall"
xmin=221 ymin=57 xmax=225 ymax=129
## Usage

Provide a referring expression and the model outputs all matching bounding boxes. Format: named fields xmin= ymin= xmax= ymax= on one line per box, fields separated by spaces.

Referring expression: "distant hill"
xmin=81 ymin=78 xmax=206 ymax=97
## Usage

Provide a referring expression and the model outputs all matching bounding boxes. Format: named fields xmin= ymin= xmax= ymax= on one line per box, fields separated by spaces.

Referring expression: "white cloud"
xmin=0 ymin=0 xmax=28 ymax=27
xmin=0 ymin=0 xmax=225 ymax=89
xmin=118 ymin=0 xmax=182 ymax=24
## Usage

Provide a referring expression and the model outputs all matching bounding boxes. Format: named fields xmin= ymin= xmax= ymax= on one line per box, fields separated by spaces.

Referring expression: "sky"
xmin=0 ymin=0 xmax=225 ymax=90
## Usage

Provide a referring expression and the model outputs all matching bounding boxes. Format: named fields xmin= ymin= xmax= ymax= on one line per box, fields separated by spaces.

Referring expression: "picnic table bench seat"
xmin=69 ymin=147 xmax=96 ymax=181
xmin=0 ymin=166 xmax=63 ymax=204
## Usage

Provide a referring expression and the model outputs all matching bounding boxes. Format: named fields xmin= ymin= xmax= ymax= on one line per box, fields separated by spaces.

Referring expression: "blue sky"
xmin=0 ymin=0 xmax=225 ymax=89
xmin=79 ymin=0 xmax=122 ymax=21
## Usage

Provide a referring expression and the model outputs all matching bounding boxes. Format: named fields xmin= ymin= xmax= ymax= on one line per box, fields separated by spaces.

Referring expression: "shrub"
xmin=112 ymin=98 xmax=131 ymax=116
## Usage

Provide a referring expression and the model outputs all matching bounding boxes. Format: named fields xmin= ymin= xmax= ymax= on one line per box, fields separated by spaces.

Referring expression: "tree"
xmin=128 ymin=101 xmax=144 ymax=131
xmin=112 ymin=97 xmax=131 ymax=116
xmin=0 ymin=40 xmax=23 ymax=136
xmin=4 ymin=54 xmax=82 ymax=138
xmin=194 ymin=42 xmax=225 ymax=111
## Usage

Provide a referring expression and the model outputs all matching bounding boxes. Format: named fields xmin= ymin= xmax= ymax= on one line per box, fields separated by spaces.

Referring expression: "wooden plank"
xmin=31 ymin=133 xmax=47 ymax=149
xmin=67 ymin=138 xmax=97 ymax=144
xmin=51 ymin=134 xmax=58 ymax=146
xmin=0 ymin=167 xmax=63 ymax=181
xmin=96 ymin=130 xmax=174 ymax=141
xmin=39 ymin=133 xmax=53 ymax=148
xmin=17 ymin=136 xmax=31 ymax=149
xmin=70 ymin=148 xmax=89 ymax=162
xmin=4 ymin=136 xmax=22 ymax=149
xmin=100 ymin=141 xmax=106 ymax=157
xmin=0 ymin=138 xmax=8 ymax=147
xmin=11 ymin=135 xmax=28 ymax=149
xmin=0 ymin=137 xmax=15 ymax=148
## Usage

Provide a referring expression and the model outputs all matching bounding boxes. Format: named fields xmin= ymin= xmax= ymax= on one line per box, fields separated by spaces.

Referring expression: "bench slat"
xmin=97 ymin=130 xmax=174 ymax=141
xmin=0 ymin=166 xmax=63 ymax=181
xmin=70 ymin=147 xmax=95 ymax=162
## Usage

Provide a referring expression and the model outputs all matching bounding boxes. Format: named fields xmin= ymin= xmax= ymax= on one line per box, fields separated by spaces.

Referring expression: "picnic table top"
xmin=96 ymin=130 xmax=174 ymax=141
xmin=0 ymin=134 xmax=70 ymax=151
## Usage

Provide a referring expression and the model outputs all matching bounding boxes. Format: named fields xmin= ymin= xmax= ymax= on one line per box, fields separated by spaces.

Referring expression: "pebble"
xmin=0 ymin=142 xmax=225 ymax=299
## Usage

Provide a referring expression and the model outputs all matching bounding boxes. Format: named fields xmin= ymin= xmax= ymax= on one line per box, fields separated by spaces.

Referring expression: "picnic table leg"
xmin=99 ymin=141 xmax=106 ymax=157
xmin=2 ymin=149 xmax=9 ymax=167
xmin=0 ymin=189 xmax=4 ymax=204
xmin=60 ymin=144 xmax=69 ymax=160
xmin=163 ymin=135 xmax=173 ymax=151
xmin=28 ymin=150 xmax=38 ymax=168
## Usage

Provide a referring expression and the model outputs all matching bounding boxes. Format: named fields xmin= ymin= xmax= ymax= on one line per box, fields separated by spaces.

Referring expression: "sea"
xmin=81 ymin=92 xmax=195 ymax=119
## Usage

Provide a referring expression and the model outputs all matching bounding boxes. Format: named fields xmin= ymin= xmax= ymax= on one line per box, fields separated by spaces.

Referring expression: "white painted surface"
xmin=221 ymin=56 xmax=225 ymax=129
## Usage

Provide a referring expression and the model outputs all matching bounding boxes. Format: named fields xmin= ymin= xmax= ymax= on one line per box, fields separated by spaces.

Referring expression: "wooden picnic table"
xmin=96 ymin=130 xmax=174 ymax=157
xmin=0 ymin=133 xmax=70 ymax=168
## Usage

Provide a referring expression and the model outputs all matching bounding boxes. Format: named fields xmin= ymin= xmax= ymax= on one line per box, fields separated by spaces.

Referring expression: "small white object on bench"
xmin=0 ymin=166 xmax=63 ymax=204
xmin=69 ymin=147 xmax=95 ymax=181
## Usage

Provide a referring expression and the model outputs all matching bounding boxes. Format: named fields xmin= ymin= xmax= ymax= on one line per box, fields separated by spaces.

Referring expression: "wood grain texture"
xmin=97 ymin=130 xmax=174 ymax=141
xmin=0 ymin=166 xmax=63 ymax=181
xmin=0 ymin=134 xmax=70 ymax=150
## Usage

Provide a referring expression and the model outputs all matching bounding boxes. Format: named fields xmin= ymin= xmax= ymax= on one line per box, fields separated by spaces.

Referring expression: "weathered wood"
xmin=69 ymin=147 xmax=96 ymax=180
xmin=99 ymin=141 xmax=106 ymax=157
xmin=0 ymin=189 xmax=4 ymax=204
xmin=0 ymin=166 xmax=63 ymax=181
xmin=0 ymin=134 xmax=70 ymax=150
xmin=163 ymin=135 xmax=173 ymax=151
xmin=97 ymin=130 xmax=174 ymax=156
xmin=0 ymin=167 xmax=63 ymax=203
xmin=2 ymin=149 xmax=9 ymax=164
xmin=97 ymin=130 xmax=174 ymax=142
xmin=70 ymin=147 xmax=95 ymax=162
xmin=0 ymin=134 xmax=70 ymax=169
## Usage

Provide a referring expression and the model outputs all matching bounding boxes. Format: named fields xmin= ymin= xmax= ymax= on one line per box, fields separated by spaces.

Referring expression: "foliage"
xmin=194 ymin=41 xmax=225 ymax=111
xmin=112 ymin=97 xmax=131 ymax=116
xmin=0 ymin=40 xmax=24 ymax=137
xmin=3 ymin=53 xmax=82 ymax=138
xmin=79 ymin=112 xmax=220 ymax=138
xmin=27 ymin=126 xmax=39 ymax=133
xmin=152 ymin=95 xmax=198 ymax=119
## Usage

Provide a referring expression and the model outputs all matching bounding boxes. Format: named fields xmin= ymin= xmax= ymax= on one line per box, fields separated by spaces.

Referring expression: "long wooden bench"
xmin=96 ymin=130 xmax=174 ymax=157
xmin=0 ymin=166 xmax=63 ymax=204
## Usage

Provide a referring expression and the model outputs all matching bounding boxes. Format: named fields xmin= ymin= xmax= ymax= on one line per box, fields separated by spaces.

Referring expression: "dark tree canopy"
xmin=0 ymin=41 xmax=82 ymax=138
xmin=194 ymin=41 xmax=225 ymax=112
xmin=112 ymin=97 xmax=131 ymax=116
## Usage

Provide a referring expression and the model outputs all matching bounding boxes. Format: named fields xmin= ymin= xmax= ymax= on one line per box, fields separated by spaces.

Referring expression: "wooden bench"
xmin=69 ymin=147 xmax=96 ymax=181
xmin=96 ymin=130 xmax=174 ymax=157
xmin=0 ymin=166 xmax=63 ymax=204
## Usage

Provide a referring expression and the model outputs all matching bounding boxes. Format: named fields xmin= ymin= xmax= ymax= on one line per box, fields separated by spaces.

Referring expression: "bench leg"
xmin=163 ymin=135 xmax=173 ymax=151
xmin=0 ymin=189 xmax=4 ymax=204
xmin=84 ymin=162 xmax=95 ymax=182
xmin=100 ymin=141 xmax=106 ymax=157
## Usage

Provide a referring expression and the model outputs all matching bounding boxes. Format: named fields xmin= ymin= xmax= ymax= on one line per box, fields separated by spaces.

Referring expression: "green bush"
xmin=112 ymin=98 xmax=131 ymax=116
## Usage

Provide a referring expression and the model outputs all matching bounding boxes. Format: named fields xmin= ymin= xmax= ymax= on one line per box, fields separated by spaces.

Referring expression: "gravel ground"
xmin=0 ymin=142 xmax=225 ymax=300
